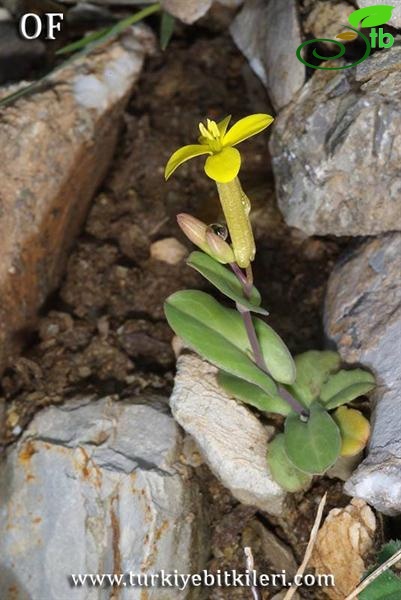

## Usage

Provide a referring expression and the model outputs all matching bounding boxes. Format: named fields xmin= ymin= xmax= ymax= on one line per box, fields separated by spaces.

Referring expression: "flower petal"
xmin=204 ymin=147 xmax=241 ymax=183
xmin=217 ymin=115 xmax=232 ymax=138
xmin=222 ymin=113 xmax=274 ymax=147
xmin=165 ymin=144 xmax=211 ymax=180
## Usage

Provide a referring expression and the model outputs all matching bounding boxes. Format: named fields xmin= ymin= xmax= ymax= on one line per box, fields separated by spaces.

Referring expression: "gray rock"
xmin=162 ymin=0 xmax=212 ymax=23
xmin=324 ymin=233 xmax=401 ymax=515
xmin=270 ymin=46 xmax=401 ymax=236
xmin=170 ymin=353 xmax=286 ymax=515
xmin=0 ymin=395 xmax=208 ymax=599
xmin=357 ymin=0 xmax=401 ymax=29
xmin=230 ymin=0 xmax=304 ymax=110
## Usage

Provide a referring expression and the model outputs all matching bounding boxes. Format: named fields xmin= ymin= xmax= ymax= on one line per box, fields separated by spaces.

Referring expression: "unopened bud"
xmin=177 ymin=213 xmax=208 ymax=250
xmin=177 ymin=213 xmax=234 ymax=264
xmin=205 ymin=228 xmax=235 ymax=263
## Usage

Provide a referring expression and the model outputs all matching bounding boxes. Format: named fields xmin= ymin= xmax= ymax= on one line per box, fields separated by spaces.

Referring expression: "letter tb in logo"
xmin=296 ymin=4 xmax=395 ymax=70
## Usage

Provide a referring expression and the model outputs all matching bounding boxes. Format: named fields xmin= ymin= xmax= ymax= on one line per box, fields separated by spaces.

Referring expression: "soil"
xmin=0 ymin=7 xmax=373 ymax=599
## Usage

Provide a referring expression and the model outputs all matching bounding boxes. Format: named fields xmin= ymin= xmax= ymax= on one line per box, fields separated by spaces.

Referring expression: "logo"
xmin=296 ymin=4 xmax=395 ymax=70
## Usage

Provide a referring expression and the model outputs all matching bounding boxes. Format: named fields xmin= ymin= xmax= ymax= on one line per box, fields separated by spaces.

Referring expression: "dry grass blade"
xmin=344 ymin=546 xmax=401 ymax=600
xmin=244 ymin=546 xmax=261 ymax=600
xmin=283 ymin=493 xmax=327 ymax=600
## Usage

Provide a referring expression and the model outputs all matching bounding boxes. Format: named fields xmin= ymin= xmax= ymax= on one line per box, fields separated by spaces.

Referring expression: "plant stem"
xmin=232 ymin=263 xmax=308 ymax=417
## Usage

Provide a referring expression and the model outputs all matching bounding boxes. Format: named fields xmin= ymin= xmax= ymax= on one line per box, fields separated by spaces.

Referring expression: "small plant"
xmin=164 ymin=114 xmax=375 ymax=492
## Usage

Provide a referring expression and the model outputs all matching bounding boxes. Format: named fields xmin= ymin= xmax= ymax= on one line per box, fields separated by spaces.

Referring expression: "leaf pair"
xmin=165 ymin=290 xmax=295 ymax=407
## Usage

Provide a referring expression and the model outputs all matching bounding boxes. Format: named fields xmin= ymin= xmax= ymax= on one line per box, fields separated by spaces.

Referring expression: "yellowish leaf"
xmin=333 ymin=406 xmax=370 ymax=457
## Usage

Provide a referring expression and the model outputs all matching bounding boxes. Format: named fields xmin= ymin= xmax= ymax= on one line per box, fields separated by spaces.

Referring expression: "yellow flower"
xmin=165 ymin=114 xmax=274 ymax=183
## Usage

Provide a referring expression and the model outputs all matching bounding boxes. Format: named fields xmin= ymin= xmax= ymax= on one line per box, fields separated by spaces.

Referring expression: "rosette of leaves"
xmin=164 ymin=250 xmax=375 ymax=493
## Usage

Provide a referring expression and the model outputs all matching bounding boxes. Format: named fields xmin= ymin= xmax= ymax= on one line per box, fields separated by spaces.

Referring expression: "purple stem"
xmin=231 ymin=264 xmax=308 ymax=418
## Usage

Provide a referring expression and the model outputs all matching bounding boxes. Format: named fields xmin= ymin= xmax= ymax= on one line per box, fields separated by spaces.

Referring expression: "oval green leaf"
xmin=255 ymin=320 xmax=296 ymax=385
xmin=187 ymin=251 xmax=267 ymax=314
xmin=284 ymin=403 xmax=341 ymax=474
xmin=164 ymin=290 xmax=277 ymax=396
xmin=267 ymin=434 xmax=313 ymax=492
xmin=218 ymin=371 xmax=291 ymax=415
xmin=321 ymin=368 xmax=375 ymax=409
xmin=286 ymin=351 xmax=341 ymax=406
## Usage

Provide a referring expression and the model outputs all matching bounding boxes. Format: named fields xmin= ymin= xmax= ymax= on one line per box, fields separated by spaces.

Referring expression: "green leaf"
xmin=284 ymin=403 xmax=341 ymax=474
xmin=57 ymin=3 xmax=161 ymax=55
xmin=160 ymin=11 xmax=175 ymax=50
xmin=164 ymin=290 xmax=277 ymax=396
xmin=255 ymin=320 xmax=296 ymax=385
xmin=267 ymin=434 xmax=313 ymax=492
xmin=378 ymin=541 xmax=401 ymax=564
xmin=348 ymin=5 xmax=394 ymax=29
xmin=287 ymin=351 xmax=341 ymax=406
xmin=218 ymin=371 xmax=291 ymax=416
xmin=187 ymin=251 xmax=267 ymax=315
xmin=360 ymin=541 xmax=401 ymax=600
xmin=360 ymin=571 xmax=401 ymax=600
xmin=321 ymin=369 xmax=375 ymax=409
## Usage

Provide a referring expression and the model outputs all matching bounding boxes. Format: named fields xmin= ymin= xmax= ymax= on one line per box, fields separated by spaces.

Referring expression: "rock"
xmin=304 ymin=1 xmax=353 ymax=41
xmin=270 ymin=46 xmax=401 ymax=236
xmin=150 ymin=237 xmax=188 ymax=265
xmin=0 ymin=21 xmax=45 ymax=84
xmin=0 ymin=26 xmax=154 ymax=376
xmin=58 ymin=0 xmax=212 ymax=23
xmin=324 ymin=233 xmax=401 ymax=515
xmin=162 ymin=0 xmax=212 ymax=24
xmin=357 ymin=0 xmax=401 ymax=29
xmin=230 ymin=0 xmax=304 ymax=110
xmin=310 ymin=499 xmax=376 ymax=599
xmin=170 ymin=353 xmax=286 ymax=515
xmin=242 ymin=519 xmax=298 ymax=577
xmin=0 ymin=395 xmax=208 ymax=599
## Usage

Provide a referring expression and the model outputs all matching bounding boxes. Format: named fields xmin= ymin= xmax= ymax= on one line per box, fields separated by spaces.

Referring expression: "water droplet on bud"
xmin=207 ymin=223 xmax=228 ymax=240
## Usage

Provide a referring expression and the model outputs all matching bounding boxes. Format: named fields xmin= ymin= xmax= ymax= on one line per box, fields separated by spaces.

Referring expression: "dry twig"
xmin=283 ymin=493 xmax=327 ymax=600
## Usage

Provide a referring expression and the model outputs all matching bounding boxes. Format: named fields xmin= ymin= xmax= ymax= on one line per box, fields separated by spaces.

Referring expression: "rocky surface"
xmin=303 ymin=1 xmax=353 ymax=41
xmin=270 ymin=45 xmax=401 ymax=236
xmin=357 ymin=0 xmax=401 ymax=28
xmin=230 ymin=0 xmax=304 ymax=110
xmin=0 ymin=395 xmax=208 ymax=599
xmin=56 ymin=0 xmax=242 ymax=23
xmin=0 ymin=26 xmax=153 ymax=376
xmin=170 ymin=353 xmax=286 ymax=515
xmin=325 ymin=233 xmax=401 ymax=515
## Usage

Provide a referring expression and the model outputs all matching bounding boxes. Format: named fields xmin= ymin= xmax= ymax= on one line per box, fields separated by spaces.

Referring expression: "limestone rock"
xmin=0 ymin=395 xmax=208 ymax=599
xmin=325 ymin=233 xmax=401 ymax=515
xmin=270 ymin=45 xmax=401 ymax=236
xmin=311 ymin=499 xmax=376 ymax=599
xmin=0 ymin=26 xmax=153 ymax=375
xmin=170 ymin=353 xmax=286 ymax=515
xmin=357 ymin=0 xmax=401 ymax=29
xmin=230 ymin=0 xmax=304 ymax=110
